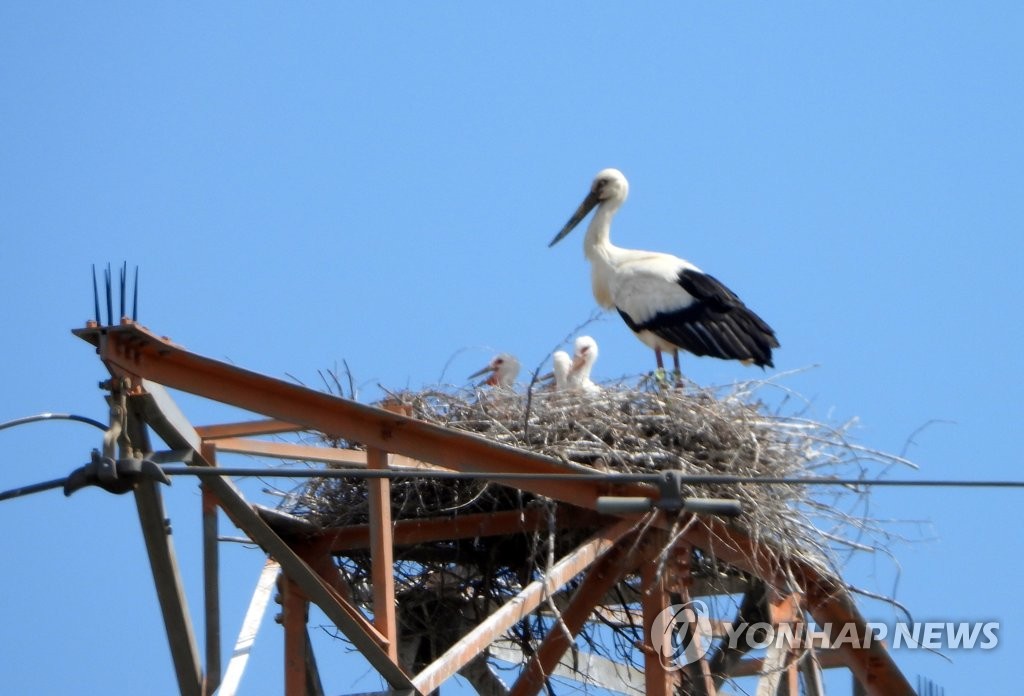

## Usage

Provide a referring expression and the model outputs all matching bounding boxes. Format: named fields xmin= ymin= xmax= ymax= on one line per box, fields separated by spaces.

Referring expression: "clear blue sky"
xmin=2 ymin=3 xmax=1021 ymax=694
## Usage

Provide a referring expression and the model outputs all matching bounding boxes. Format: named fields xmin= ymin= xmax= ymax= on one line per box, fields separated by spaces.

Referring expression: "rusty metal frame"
xmin=73 ymin=321 xmax=914 ymax=696
xmin=133 ymin=476 xmax=203 ymax=696
xmin=366 ymin=447 xmax=399 ymax=663
xmin=200 ymin=477 xmax=221 ymax=696
xmin=755 ymin=592 xmax=800 ymax=696
xmin=508 ymin=530 xmax=650 ymax=696
xmin=128 ymin=381 xmax=415 ymax=692
xmin=412 ymin=516 xmax=641 ymax=695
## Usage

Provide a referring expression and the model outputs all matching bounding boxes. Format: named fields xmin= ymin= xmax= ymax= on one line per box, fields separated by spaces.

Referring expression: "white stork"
xmin=550 ymin=350 xmax=572 ymax=391
xmin=567 ymin=335 xmax=600 ymax=393
xmin=548 ymin=168 xmax=778 ymax=379
xmin=469 ymin=353 xmax=520 ymax=388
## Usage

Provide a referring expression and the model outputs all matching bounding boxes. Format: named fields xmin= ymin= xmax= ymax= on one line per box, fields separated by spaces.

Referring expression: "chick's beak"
xmin=468 ymin=365 xmax=494 ymax=380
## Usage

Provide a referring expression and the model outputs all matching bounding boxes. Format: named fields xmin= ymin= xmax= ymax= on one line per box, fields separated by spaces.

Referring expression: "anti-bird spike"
xmin=104 ymin=263 xmax=113 ymax=326
xmin=122 ymin=262 xmax=129 ymax=319
xmin=119 ymin=262 xmax=126 ymax=320
xmin=91 ymin=265 xmax=101 ymax=324
xmin=132 ymin=266 xmax=139 ymax=321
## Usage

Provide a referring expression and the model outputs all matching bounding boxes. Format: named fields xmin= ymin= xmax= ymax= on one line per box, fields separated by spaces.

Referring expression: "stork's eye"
xmin=495 ymin=358 xmax=504 ymax=365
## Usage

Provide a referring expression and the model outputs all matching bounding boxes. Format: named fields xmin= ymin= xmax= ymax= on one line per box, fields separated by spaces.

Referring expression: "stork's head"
xmin=549 ymin=168 xmax=629 ymax=247
xmin=571 ymin=336 xmax=599 ymax=374
xmin=469 ymin=353 xmax=521 ymax=388
xmin=591 ymin=168 xmax=629 ymax=203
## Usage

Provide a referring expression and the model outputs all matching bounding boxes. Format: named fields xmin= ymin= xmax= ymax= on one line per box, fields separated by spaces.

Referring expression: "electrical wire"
xmin=0 ymin=412 xmax=106 ymax=502
xmin=158 ymin=466 xmax=1024 ymax=489
xmin=0 ymin=478 xmax=67 ymax=503
xmin=3 ymin=462 xmax=1024 ymax=505
xmin=0 ymin=413 xmax=107 ymax=433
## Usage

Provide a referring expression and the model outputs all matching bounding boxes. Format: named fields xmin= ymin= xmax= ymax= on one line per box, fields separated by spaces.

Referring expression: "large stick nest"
xmin=283 ymin=378 xmax=911 ymax=691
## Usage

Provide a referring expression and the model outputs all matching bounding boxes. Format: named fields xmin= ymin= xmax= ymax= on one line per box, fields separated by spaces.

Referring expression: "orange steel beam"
xmin=209 ymin=437 xmax=442 ymax=471
xmin=201 ymin=478 xmax=221 ymax=696
xmin=196 ymin=449 xmax=399 ymax=664
xmin=133 ymin=477 xmax=203 ymax=696
xmin=283 ymin=579 xmax=308 ymax=696
xmin=509 ymin=535 xmax=646 ymax=696
xmin=411 ymin=517 xmax=641 ymax=695
xmin=78 ymin=323 xmax=911 ymax=695
xmin=663 ymin=543 xmax=715 ymax=696
xmin=776 ymin=594 xmax=802 ymax=696
xmin=318 ymin=506 xmax=605 ymax=553
xmin=76 ymin=323 xmax=654 ymax=510
xmin=133 ymin=387 xmax=415 ymax=692
xmin=196 ymin=419 xmax=304 ymax=439
xmin=367 ymin=447 xmax=399 ymax=663
xmin=682 ymin=581 xmax=717 ymax=694
xmin=681 ymin=518 xmax=913 ymax=696
xmin=756 ymin=592 xmax=799 ymax=696
xmin=294 ymin=540 xmax=356 ymax=604
xmin=641 ymin=552 xmax=676 ymax=696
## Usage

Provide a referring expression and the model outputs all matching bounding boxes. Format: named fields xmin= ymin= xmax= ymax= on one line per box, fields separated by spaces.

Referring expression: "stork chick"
xmin=567 ymin=335 xmax=600 ymax=393
xmin=469 ymin=353 xmax=520 ymax=388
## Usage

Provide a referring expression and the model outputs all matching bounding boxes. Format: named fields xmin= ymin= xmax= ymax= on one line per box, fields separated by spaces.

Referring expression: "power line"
xmin=0 ymin=413 xmax=107 ymax=434
xmin=0 ymin=478 xmax=67 ymax=503
xmin=4 ymin=461 xmax=1024 ymax=505
xmin=158 ymin=466 xmax=1024 ymax=489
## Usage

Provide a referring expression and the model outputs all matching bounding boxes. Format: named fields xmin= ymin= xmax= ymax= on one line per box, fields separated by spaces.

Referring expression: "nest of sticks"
xmin=283 ymin=377 xmax=912 ymax=690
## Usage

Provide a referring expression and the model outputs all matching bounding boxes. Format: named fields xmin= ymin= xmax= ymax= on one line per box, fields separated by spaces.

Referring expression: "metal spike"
xmin=105 ymin=263 xmax=113 ymax=326
xmin=119 ymin=261 xmax=127 ymax=320
xmin=92 ymin=265 xmax=100 ymax=324
xmin=132 ymin=266 xmax=139 ymax=321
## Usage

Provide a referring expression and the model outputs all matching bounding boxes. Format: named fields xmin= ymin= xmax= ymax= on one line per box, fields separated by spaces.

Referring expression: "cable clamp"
xmin=63 ymin=450 xmax=171 ymax=496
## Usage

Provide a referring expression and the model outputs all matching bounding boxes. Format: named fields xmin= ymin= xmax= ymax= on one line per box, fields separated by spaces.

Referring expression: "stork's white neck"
xmin=583 ymin=200 xmax=623 ymax=263
xmin=582 ymin=200 xmax=626 ymax=309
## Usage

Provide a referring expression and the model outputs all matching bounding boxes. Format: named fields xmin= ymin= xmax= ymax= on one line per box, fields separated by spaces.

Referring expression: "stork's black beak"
xmin=549 ymin=189 xmax=600 ymax=247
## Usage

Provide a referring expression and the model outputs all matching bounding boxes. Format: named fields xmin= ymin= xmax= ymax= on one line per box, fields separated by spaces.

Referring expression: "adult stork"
xmin=469 ymin=353 xmax=520 ymax=388
xmin=548 ymin=168 xmax=778 ymax=380
xmin=567 ymin=335 xmax=600 ymax=393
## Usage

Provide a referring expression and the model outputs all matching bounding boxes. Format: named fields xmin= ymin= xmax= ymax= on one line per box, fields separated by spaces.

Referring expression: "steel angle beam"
xmin=679 ymin=518 xmax=913 ymax=696
xmin=131 ymin=384 xmax=416 ymax=693
xmin=412 ymin=516 xmax=640 ymax=695
xmin=509 ymin=536 xmax=647 ymax=696
xmin=133 ymin=477 xmax=203 ymax=696
xmin=79 ymin=323 xmax=656 ymax=510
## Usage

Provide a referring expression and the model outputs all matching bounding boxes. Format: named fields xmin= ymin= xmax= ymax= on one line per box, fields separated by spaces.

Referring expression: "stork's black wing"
xmin=618 ymin=269 xmax=779 ymax=367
